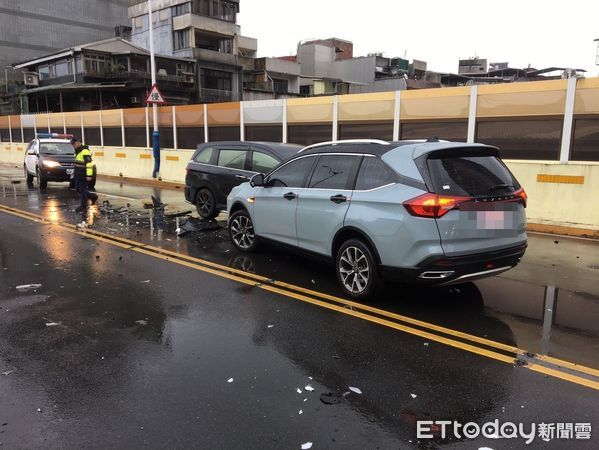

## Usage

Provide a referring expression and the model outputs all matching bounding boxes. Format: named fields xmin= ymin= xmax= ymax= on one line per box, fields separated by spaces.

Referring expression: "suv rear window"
xmin=427 ymin=156 xmax=519 ymax=197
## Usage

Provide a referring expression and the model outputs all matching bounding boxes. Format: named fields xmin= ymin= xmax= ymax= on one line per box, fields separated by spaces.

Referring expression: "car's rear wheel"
xmin=195 ymin=188 xmax=217 ymax=219
xmin=37 ymin=168 xmax=47 ymax=189
xmin=229 ymin=210 xmax=259 ymax=252
xmin=24 ymin=166 xmax=33 ymax=184
xmin=336 ymin=239 xmax=380 ymax=300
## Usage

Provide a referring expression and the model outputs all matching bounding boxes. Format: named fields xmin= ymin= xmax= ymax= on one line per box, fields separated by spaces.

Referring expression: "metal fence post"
xmin=467 ymin=85 xmax=478 ymax=144
xmin=560 ymin=77 xmax=577 ymax=163
xmin=393 ymin=90 xmax=401 ymax=141
xmin=172 ymin=106 xmax=177 ymax=150
xmin=121 ymin=109 xmax=126 ymax=148
xmin=282 ymin=98 xmax=288 ymax=143
xmin=204 ymin=104 xmax=209 ymax=143
xmin=332 ymin=96 xmax=339 ymax=141
xmin=239 ymin=102 xmax=245 ymax=141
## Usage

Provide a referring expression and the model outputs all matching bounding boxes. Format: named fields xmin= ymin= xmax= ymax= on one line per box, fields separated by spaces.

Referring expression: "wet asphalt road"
xmin=1 ymin=165 xmax=599 ymax=449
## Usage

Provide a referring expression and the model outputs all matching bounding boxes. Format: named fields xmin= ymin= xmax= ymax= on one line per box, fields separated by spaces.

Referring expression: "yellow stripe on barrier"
xmin=115 ymin=152 xmax=127 ymax=158
xmin=140 ymin=154 xmax=152 ymax=159
xmin=165 ymin=155 xmax=179 ymax=161
xmin=536 ymin=174 xmax=585 ymax=184
xmin=94 ymin=151 xmax=104 ymax=157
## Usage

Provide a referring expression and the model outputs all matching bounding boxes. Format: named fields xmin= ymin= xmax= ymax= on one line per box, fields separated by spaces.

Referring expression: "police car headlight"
xmin=43 ymin=160 xmax=60 ymax=168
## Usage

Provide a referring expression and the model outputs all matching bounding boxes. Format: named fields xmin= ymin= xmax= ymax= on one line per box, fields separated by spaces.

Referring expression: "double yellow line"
xmin=2 ymin=202 xmax=599 ymax=391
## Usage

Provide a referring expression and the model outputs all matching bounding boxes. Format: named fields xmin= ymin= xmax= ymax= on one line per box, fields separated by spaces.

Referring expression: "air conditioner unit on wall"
xmin=24 ymin=72 xmax=39 ymax=87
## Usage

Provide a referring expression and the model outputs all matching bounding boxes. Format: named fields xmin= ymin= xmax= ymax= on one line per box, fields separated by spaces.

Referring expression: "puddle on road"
xmin=2 ymin=174 xmax=599 ymax=368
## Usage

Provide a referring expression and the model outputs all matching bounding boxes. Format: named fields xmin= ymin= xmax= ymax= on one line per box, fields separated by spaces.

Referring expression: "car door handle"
xmin=330 ymin=194 xmax=347 ymax=204
xmin=235 ymin=175 xmax=249 ymax=180
xmin=283 ymin=192 xmax=297 ymax=201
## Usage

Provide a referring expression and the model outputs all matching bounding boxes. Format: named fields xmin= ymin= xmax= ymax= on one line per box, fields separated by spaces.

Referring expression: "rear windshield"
xmin=39 ymin=143 xmax=73 ymax=155
xmin=427 ymin=156 xmax=519 ymax=197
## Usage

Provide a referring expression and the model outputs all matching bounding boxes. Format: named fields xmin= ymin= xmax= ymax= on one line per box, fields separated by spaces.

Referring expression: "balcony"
xmin=82 ymin=70 xmax=195 ymax=87
xmin=198 ymin=87 xmax=235 ymax=103
xmin=191 ymin=49 xmax=254 ymax=71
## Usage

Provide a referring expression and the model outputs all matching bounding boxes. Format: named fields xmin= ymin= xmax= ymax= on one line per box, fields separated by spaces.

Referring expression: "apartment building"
xmin=128 ymin=0 xmax=257 ymax=103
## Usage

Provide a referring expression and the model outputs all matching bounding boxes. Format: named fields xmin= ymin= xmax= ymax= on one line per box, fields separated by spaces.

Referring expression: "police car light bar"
xmin=36 ymin=133 xmax=74 ymax=139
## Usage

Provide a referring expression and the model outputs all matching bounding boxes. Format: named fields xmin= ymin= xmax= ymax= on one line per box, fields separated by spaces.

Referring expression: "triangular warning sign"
xmin=146 ymin=84 xmax=167 ymax=105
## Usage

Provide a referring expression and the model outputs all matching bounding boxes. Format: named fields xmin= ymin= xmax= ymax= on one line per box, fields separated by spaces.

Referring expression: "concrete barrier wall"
xmin=3 ymin=142 xmax=598 ymax=235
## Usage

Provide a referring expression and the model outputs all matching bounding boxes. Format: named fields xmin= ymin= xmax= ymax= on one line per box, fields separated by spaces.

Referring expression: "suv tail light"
xmin=514 ymin=188 xmax=527 ymax=207
xmin=403 ymin=193 xmax=472 ymax=218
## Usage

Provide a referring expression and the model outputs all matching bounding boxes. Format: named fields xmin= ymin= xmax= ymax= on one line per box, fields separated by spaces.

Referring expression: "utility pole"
xmin=148 ymin=0 xmax=160 ymax=178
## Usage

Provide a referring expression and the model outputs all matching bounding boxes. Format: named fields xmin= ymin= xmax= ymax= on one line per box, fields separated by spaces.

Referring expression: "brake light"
xmin=403 ymin=193 xmax=472 ymax=218
xmin=514 ymin=188 xmax=527 ymax=208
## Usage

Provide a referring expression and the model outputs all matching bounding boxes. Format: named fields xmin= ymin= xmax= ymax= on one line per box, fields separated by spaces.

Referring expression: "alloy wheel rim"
xmin=197 ymin=192 xmax=212 ymax=215
xmin=339 ymin=246 xmax=370 ymax=294
xmin=230 ymin=216 xmax=255 ymax=249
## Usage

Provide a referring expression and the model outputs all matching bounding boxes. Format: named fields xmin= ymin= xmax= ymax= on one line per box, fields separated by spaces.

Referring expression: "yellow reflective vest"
xmin=74 ymin=146 xmax=93 ymax=179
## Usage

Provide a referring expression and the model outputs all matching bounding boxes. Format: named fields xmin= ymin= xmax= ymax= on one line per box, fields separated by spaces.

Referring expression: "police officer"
xmin=71 ymin=137 xmax=98 ymax=212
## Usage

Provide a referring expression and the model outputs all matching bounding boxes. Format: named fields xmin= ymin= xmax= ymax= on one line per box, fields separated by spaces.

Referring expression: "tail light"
xmin=403 ymin=193 xmax=472 ymax=218
xmin=514 ymin=188 xmax=527 ymax=207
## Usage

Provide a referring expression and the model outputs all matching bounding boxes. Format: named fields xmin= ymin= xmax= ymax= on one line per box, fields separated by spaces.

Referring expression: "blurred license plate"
xmin=66 ymin=169 xmax=74 ymax=176
xmin=477 ymin=211 xmax=506 ymax=229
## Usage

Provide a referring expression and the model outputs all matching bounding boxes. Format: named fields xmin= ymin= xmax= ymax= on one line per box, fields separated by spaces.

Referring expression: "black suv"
xmin=185 ymin=141 xmax=301 ymax=219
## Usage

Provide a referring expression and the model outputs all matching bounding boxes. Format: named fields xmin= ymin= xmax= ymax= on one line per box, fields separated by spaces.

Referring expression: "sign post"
xmin=147 ymin=0 xmax=161 ymax=178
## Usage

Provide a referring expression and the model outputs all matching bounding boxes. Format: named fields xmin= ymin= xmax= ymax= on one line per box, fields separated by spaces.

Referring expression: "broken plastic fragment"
xmin=296 ymin=388 xmax=302 ymax=394
xmin=16 ymin=284 xmax=42 ymax=292
xmin=410 ymin=393 xmax=417 ymax=398
xmin=320 ymin=393 xmax=342 ymax=405
xmin=299 ymin=410 xmax=303 ymax=415
xmin=135 ymin=320 xmax=148 ymax=326
xmin=141 ymin=280 xmax=150 ymax=283
xmin=348 ymin=386 xmax=362 ymax=394
xmin=267 ymin=325 xmax=274 ymax=328
xmin=227 ymin=378 xmax=234 ymax=383
xmin=45 ymin=322 xmax=60 ymax=327
xmin=304 ymin=385 xmax=314 ymax=392
xmin=2 ymin=370 xmax=14 ymax=376
xmin=301 ymin=443 xmax=312 ymax=450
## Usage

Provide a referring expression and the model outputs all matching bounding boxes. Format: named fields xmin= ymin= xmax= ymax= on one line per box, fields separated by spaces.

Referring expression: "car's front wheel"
xmin=336 ymin=239 xmax=380 ymax=300
xmin=229 ymin=210 xmax=259 ymax=252
xmin=24 ymin=166 xmax=33 ymax=184
xmin=37 ymin=168 xmax=47 ymax=189
xmin=195 ymin=188 xmax=217 ymax=219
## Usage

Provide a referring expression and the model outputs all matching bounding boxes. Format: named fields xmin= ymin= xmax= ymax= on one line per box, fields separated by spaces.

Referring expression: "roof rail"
xmin=298 ymin=139 xmax=389 ymax=153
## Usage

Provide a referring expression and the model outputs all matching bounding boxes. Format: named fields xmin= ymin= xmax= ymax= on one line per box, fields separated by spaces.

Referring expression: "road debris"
xmin=2 ymin=370 xmax=15 ymax=376
xmin=176 ymin=217 xmax=220 ymax=236
xmin=301 ymin=443 xmax=312 ymax=449
xmin=348 ymin=386 xmax=362 ymax=394
xmin=141 ymin=280 xmax=150 ymax=283
xmin=299 ymin=410 xmax=303 ymax=415
xmin=135 ymin=320 xmax=148 ymax=326
xmin=320 ymin=393 xmax=342 ymax=405
xmin=227 ymin=378 xmax=234 ymax=383
xmin=267 ymin=325 xmax=274 ymax=328
xmin=45 ymin=322 xmax=60 ymax=327
xmin=304 ymin=385 xmax=314 ymax=392
xmin=296 ymin=388 xmax=302 ymax=394
xmin=410 ymin=393 xmax=417 ymax=398
xmin=16 ymin=284 xmax=42 ymax=292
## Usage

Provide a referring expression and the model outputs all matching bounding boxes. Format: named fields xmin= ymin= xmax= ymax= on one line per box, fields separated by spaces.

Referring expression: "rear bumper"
xmin=380 ymin=241 xmax=527 ymax=285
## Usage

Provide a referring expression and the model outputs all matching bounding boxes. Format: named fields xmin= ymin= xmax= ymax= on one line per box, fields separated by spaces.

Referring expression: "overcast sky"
xmin=238 ymin=0 xmax=599 ymax=75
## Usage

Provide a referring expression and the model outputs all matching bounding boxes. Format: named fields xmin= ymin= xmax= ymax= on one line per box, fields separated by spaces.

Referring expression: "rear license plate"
xmin=476 ymin=211 xmax=507 ymax=229
xmin=66 ymin=168 xmax=74 ymax=176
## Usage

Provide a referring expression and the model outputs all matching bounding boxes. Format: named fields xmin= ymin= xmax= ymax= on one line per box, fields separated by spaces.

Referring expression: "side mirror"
xmin=27 ymin=149 xmax=35 ymax=155
xmin=250 ymin=173 xmax=264 ymax=188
